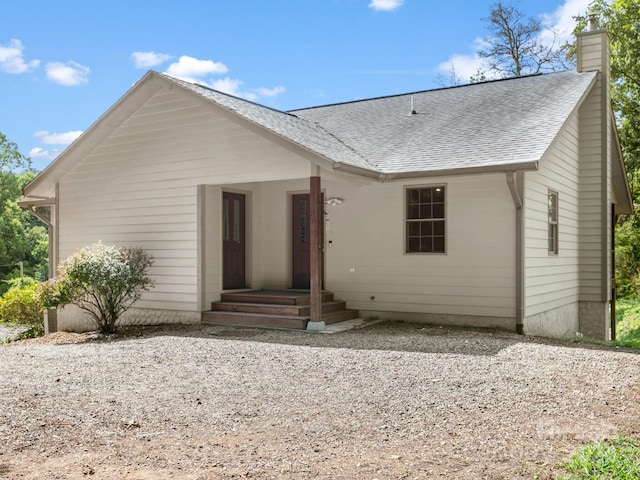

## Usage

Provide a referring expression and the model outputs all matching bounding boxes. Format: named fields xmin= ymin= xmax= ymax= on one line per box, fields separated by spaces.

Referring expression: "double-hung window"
xmin=548 ymin=190 xmax=559 ymax=255
xmin=406 ymin=186 xmax=446 ymax=253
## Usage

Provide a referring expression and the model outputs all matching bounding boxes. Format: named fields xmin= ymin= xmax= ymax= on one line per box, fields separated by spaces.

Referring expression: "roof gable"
xmin=163 ymin=75 xmax=374 ymax=172
xmin=24 ymin=69 xmax=600 ymax=198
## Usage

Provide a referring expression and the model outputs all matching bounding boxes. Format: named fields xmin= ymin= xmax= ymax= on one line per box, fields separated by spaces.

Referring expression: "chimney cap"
xmin=587 ymin=12 xmax=600 ymax=31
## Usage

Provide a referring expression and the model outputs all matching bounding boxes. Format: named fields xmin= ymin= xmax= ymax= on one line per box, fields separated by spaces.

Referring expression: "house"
xmin=21 ymin=22 xmax=632 ymax=340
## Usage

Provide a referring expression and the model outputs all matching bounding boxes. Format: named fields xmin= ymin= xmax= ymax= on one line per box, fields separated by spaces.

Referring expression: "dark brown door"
xmin=292 ymin=193 xmax=323 ymax=289
xmin=223 ymin=192 xmax=246 ymax=290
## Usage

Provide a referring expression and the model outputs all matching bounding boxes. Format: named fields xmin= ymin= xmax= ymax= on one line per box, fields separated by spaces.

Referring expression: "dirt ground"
xmin=1 ymin=323 xmax=639 ymax=479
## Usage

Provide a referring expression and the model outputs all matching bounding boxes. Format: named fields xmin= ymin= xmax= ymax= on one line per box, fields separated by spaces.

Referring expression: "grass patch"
xmin=612 ymin=299 xmax=640 ymax=349
xmin=561 ymin=436 xmax=640 ymax=479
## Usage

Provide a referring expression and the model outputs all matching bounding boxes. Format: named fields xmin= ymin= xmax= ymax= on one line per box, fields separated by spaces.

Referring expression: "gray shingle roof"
xmin=165 ymin=70 xmax=597 ymax=176
xmin=292 ymin=70 xmax=597 ymax=174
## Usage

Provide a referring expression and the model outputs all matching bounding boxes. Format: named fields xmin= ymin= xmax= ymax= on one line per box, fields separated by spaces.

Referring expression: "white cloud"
xmin=165 ymin=55 xmax=228 ymax=81
xmin=28 ymin=147 xmax=50 ymax=158
xmin=436 ymin=0 xmax=593 ymax=83
xmin=540 ymin=0 xmax=592 ymax=47
xmin=369 ymin=0 xmax=404 ymax=12
xmin=0 ymin=39 xmax=40 ymax=74
xmin=208 ymin=77 xmax=244 ymax=96
xmin=163 ymin=56 xmax=285 ymax=102
xmin=34 ymin=130 xmax=83 ymax=145
xmin=46 ymin=61 xmax=90 ymax=86
xmin=29 ymin=130 xmax=83 ymax=166
xmin=131 ymin=51 xmax=174 ymax=69
xmin=436 ymin=55 xmax=494 ymax=83
xmin=28 ymin=147 xmax=61 ymax=163
xmin=252 ymin=86 xmax=286 ymax=98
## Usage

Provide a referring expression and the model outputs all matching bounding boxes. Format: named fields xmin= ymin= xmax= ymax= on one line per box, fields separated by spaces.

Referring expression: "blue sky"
xmin=2 ymin=0 xmax=592 ymax=171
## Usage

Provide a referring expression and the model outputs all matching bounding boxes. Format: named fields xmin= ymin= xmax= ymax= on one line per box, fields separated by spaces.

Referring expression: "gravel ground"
xmin=1 ymin=321 xmax=639 ymax=479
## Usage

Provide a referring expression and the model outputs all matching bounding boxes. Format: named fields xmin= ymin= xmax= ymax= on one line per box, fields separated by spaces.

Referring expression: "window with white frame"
xmin=406 ymin=185 xmax=446 ymax=253
xmin=548 ymin=190 xmax=559 ymax=254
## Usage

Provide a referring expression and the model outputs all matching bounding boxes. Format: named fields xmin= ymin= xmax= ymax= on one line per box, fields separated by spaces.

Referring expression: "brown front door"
xmin=292 ymin=193 xmax=323 ymax=289
xmin=223 ymin=192 xmax=246 ymax=290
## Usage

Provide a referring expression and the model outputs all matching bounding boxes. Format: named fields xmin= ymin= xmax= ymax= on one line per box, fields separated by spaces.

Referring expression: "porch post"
xmin=307 ymin=175 xmax=325 ymax=330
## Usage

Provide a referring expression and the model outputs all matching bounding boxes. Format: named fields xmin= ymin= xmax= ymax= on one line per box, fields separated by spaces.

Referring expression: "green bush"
xmin=0 ymin=277 xmax=43 ymax=325
xmin=45 ymin=242 xmax=154 ymax=334
xmin=613 ymin=299 xmax=640 ymax=348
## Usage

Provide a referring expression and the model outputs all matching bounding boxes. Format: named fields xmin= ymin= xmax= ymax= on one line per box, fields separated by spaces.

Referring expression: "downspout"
xmin=506 ymin=171 xmax=525 ymax=334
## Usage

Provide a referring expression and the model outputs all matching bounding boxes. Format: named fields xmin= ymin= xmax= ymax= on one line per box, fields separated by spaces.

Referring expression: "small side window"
xmin=548 ymin=190 xmax=559 ymax=255
xmin=406 ymin=186 xmax=446 ymax=253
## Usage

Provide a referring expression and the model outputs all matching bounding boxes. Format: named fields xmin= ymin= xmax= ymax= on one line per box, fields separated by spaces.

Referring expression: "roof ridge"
xmin=289 ymin=69 xmax=576 ymax=113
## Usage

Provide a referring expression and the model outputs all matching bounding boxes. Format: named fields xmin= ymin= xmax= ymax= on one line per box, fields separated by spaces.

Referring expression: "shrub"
xmin=0 ymin=277 xmax=43 ymax=326
xmin=44 ymin=242 xmax=154 ymax=334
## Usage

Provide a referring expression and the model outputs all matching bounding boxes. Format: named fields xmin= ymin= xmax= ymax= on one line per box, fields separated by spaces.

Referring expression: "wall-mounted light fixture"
xmin=325 ymin=197 xmax=344 ymax=206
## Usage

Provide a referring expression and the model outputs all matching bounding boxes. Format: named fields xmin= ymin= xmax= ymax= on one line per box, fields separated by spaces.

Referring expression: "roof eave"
xmin=373 ymin=160 xmax=539 ymax=181
xmin=611 ymin=111 xmax=634 ymax=215
xmin=22 ymin=71 xmax=165 ymax=198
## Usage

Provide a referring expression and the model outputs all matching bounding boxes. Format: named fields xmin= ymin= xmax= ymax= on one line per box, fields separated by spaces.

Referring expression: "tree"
xmin=0 ymin=132 xmax=29 ymax=171
xmin=479 ymin=2 xmax=566 ymax=78
xmin=572 ymin=1 xmax=640 ymax=298
xmin=0 ymin=134 xmax=48 ymax=292
xmin=435 ymin=62 xmax=465 ymax=88
xmin=41 ymin=242 xmax=154 ymax=334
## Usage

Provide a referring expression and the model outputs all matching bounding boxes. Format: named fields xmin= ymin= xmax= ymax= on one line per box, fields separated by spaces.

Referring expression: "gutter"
xmin=333 ymin=160 xmax=539 ymax=182
xmin=331 ymin=162 xmax=383 ymax=180
xmin=505 ymin=171 xmax=525 ymax=335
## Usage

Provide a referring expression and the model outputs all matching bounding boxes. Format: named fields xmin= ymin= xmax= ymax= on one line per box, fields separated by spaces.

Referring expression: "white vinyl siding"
xmin=524 ymin=112 xmax=580 ymax=318
xmin=312 ymin=174 xmax=514 ymax=319
xmin=252 ymin=174 xmax=514 ymax=320
xmin=57 ymin=85 xmax=314 ymax=314
xmin=524 ymin=77 xmax=612 ymax=321
xmin=577 ymin=63 xmax=611 ymax=303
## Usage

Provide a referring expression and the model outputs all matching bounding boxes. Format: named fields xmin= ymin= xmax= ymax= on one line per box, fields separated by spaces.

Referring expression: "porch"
xmin=202 ymin=290 xmax=359 ymax=330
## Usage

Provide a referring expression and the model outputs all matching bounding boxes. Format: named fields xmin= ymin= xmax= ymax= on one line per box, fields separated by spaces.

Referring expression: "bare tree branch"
xmin=479 ymin=2 xmax=565 ymax=77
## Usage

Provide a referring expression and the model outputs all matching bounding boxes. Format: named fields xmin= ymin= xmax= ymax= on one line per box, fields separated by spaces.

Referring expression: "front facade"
xmin=22 ymin=26 xmax=631 ymax=339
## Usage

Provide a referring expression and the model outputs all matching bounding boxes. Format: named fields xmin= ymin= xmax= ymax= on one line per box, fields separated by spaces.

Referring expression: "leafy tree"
xmin=479 ymin=2 xmax=567 ymax=78
xmin=0 ymin=132 xmax=28 ymax=170
xmin=572 ymin=1 xmax=640 ymax=298
xmin=0 ymin=134 xmax=48 ymax=292
xmin=41 ymin=243 xmax=154 ymax=334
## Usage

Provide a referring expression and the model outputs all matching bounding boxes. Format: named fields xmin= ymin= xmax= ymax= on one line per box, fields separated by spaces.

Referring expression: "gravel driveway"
xmin=1 ymin=321 xmax=639 ymax=479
